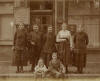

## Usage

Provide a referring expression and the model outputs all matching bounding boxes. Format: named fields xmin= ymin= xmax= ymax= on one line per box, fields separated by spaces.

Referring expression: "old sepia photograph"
xmin=0 ymin=0 xmax=100 ymax=81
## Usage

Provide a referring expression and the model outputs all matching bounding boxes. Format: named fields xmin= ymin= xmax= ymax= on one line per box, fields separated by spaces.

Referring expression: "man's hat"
xmin=48 ymin=25 xmax=52 ymax=30
xmin=62 ymin=22 xmax=67 ymax=27
xmin=33 ymin=24 xmax=38 ymax=28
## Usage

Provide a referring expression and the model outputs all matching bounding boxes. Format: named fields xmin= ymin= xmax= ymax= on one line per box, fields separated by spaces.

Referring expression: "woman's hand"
xmin=62 ymin=39 xmax=66 ymax=41
xmin=71 ymin=47 xmax=74 ymax=51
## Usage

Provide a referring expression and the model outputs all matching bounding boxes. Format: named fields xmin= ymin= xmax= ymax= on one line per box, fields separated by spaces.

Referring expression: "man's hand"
xmin=62 ymin=39 xmax=66 ymax=41
xmin=31 ymin=42 xmax=35 ymax=45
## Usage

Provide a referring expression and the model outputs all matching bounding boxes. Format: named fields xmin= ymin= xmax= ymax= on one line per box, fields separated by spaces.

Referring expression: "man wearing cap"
xmin=42 ymin=25 xmax=56 ymax=67
xmin=28 ymin=24 xmax=42 ymax=72
xmin=56 ymin=23 xmax=72 ymax=73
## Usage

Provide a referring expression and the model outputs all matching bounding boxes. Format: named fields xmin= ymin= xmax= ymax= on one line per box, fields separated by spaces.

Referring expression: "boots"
xmin=30 ymin=64 xmax=35 ymax=72
xmin=77 ymin=67 xmax=83 ymax=73
xmin=66 ymin=66 xmax=68 ymax=73
xmin=20 ymin=66 xmax=24 ymax=73
xmin=16 ymin=66 xmax=24 ymax=73
xmin=16 ymin=66 xmax=20 ymax=73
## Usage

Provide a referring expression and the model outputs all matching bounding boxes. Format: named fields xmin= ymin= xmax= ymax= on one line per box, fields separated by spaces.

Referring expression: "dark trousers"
xmin=30 ymin=47 xmax=41 ymax=72
xmin=43 ymin=53 xmax=51 ymax=67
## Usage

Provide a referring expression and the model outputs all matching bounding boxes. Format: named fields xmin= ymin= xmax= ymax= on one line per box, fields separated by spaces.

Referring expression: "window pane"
xmin=0 ymin=15 xmax=14 ymax=40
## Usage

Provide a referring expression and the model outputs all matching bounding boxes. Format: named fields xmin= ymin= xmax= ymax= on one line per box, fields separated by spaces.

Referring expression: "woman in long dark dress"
xmin=56 ymin=23 xmax=72 ymax=73
xmin=74 ymin=26 xmax=89 ymax=73
xmin=12 ymin=23 xmax=27 ymax=73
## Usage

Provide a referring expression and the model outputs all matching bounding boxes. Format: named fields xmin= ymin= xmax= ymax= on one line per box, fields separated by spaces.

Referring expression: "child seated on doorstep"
xmin=34 ymin=58 xmax=48 ymax=78
xmin=47 ymin=52 xmax=66 ymax=78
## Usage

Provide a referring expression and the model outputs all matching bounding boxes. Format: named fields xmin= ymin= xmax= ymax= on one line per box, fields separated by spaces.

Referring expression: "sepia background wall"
xmin=0 ymin=0 xmax=100 ymax=50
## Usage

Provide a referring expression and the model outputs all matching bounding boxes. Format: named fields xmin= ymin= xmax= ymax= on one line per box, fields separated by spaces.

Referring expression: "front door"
xmin=30 ymin=14 xmax=53 ymax=33
xmin=30 ymin=0 xmax=54 ymax=33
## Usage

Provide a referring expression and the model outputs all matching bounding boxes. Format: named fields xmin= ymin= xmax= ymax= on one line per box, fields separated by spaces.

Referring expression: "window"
xmin=0 ymin=15 xmax=14 ymax=41
xmin=30 ymin=1 xmax=53 ymax=10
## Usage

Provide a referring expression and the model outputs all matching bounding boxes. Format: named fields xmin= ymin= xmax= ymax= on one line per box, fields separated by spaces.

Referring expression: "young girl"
xmin=34 ymin=58 xmax=48 ymax=78
xmin=47 ymin=52 xmax=66 ymax=78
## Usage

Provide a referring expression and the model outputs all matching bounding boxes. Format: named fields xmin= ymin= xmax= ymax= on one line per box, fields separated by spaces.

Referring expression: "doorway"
xmin=30 ymin=0 xmax=53 ymax=33
xmin=30 ymin=14 xmax=53 ymax=33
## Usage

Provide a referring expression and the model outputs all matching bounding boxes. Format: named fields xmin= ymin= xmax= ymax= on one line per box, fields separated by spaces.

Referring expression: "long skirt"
xmin=73 ymin=49 xmax=87 ymax=68
xmin=57 ymin=40 xmax=70 ymax=67
xmin=12 ymin=50 xmax=27 ymax=66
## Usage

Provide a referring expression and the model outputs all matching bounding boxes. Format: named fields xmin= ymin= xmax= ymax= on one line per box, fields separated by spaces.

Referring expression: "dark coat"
xmin=28 ymin=31 xmax=42 ymax=64
xmin=14 ymin=29 xmax=27 ymax=50
xmin=29 ymin=31 xmax=42 ymax=52
xmin=42 ymin=33 xmax=56 ymax=66
xmin=43 ymin=33 xmax=56 ymax=54
xmin=73 ymin=31 xmax=89 ymax=67
xmin=12 ymin=29 xmax=28 ymax=66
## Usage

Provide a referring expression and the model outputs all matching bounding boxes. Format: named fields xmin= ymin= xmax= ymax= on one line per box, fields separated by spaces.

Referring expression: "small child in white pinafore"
xmin=34 ymin=58 xmax=48 ymax=78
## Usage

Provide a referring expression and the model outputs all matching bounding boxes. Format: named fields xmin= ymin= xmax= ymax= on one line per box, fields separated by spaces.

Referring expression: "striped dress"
xmin=56 ymin=30 xmax=72 ymax=67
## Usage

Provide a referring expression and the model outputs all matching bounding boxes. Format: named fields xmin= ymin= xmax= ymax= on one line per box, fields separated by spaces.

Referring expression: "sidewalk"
xmin=0 ymin=62 xmax=100 ymax=77
xmin=0 ymin=53 xmax=100 ymax=77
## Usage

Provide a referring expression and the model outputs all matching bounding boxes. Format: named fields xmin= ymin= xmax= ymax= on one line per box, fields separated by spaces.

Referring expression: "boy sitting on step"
xmin=47 ymin=52 xmax=66 ymax=78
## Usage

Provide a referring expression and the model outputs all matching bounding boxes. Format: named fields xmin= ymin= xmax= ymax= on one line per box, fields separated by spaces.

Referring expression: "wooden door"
xmin=30 ymin=14 xmax=52 ymax=33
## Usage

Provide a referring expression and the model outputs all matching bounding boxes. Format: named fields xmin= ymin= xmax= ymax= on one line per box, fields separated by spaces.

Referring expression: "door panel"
xmin=30 ymin=15 xmax=52 ymax=33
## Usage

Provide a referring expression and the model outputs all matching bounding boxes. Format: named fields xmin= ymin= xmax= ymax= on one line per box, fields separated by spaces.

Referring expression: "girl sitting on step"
xmin=34 ymin=58 xmax=48 ymax=78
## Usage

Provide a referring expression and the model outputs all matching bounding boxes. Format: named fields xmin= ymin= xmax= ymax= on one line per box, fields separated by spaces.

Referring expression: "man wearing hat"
xmin=42 ymin=25 xmax=56 ymax=67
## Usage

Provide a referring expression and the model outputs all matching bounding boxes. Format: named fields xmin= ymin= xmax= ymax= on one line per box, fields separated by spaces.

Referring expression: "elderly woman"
xmin=56 ymin=23 xmax=72 ymax=73
xmin=12 ymin=23 xmax=27 ymax=73
xmin=73 ymin=25 xmax=89 ymax=73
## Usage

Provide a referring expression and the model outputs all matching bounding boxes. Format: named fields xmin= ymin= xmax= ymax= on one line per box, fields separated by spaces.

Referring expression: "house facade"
xmin=0 ymin=0 xmax=100 ymax=49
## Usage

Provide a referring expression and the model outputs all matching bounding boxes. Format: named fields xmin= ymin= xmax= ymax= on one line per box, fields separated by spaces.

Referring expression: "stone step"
xmin=0 ymin=74 xmax=100 ymax=79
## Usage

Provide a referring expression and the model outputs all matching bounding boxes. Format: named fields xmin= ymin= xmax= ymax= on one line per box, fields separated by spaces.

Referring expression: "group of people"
xmin=12 ymin=22 xmax=89 ymax=78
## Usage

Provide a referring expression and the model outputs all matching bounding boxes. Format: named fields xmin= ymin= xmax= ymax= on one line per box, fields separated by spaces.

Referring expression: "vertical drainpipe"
xmin=64 ymin=0 xmax=69 ymax=24
xmin=13 ymin=0 xmax=16 ymax=36
xmin=65 ymin=0 xmax=69 ymax=24
xmin=55 ymin=0 xmax=57 ymax=35
xmin=99 ymin=1 xmax=100 ymax=48
xmin=63 ymin=0 xmax=65 ymax=22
